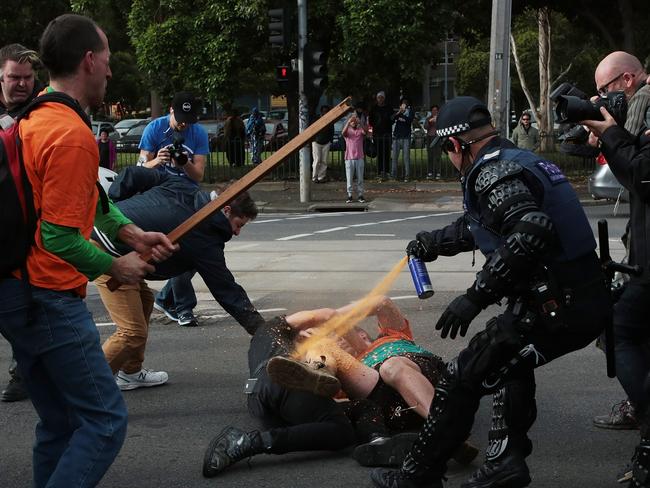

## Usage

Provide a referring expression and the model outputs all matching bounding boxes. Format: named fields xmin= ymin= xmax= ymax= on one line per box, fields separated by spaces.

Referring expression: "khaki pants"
xmin=95 ymin=274 xmax=154 ymax=374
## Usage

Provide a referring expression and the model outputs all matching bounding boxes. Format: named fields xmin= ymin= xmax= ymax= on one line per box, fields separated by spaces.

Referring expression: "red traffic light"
xmin=276 ymin=65 xmax=290 ymax=82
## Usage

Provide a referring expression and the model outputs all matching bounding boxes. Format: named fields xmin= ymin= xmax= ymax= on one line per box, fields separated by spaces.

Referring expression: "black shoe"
xmin=346 ymin=196 xmax=354 ymax=203
xmin=354 ymin=432 xmax=418 ymax=467
xmin=461 ymin=454 xmax=531 ymax=488
xmin=153 ymin=301 xmax=179 ymax=322
xmin=358 ymin=196 xmax=366 ymax=203
xmin=177 ymin=311 xmax=199 ymax=327
xmin=1 ymin=376 xmax=29 ymax=402
xmin=266 ymin=356 xmax=341 ymax=397
xmin=370 ymin=468 xmax=442 ymax=488
xmin=593 ymin=399 xmax=638 ymax=430
xmin=202 ymin=426 xmax=261 ymax=477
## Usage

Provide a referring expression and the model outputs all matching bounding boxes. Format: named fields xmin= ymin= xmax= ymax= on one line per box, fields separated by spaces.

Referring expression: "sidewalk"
xmin=203 ymin=176 xmax=599 ymax=213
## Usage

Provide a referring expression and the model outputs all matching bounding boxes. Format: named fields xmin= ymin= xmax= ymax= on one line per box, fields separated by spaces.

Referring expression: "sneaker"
xmin=346 ymin=196 xmax=354 ymax=203
xmin=426 ymin=173 xmax=434 ymax=180
xmin=370 ymin=468 xmax=442 ymax=488
xmin=266 ymin=356 xmax=341 ymax=397
xmin=435 ymin=173 xmax=441 ymax=180
xmin=403 ymin=178 xmax=409 ymax=183
xmin=116 ymin=368 xmax=169 ymax=391
xmin=354 ymin=432 xmax=418 ymax=467
xmin=1 ymin=376 xmax=29 ymax=402
xmin=358 ymin=196 xmax=366 ymax=203
xmin=177 ymin=311 xmax=199 ymax=327
xmin=202 ymin=426 xmax=263 ymax=477
xmin=593 ymin=399 xmax=638 ymax=430
xmin=153 ymin=301 xmax=178 ymax=321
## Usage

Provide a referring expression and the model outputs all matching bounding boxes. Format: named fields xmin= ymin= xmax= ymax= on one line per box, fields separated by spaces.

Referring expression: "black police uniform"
xmin=371 ymin=97 xmax=611 ymax=488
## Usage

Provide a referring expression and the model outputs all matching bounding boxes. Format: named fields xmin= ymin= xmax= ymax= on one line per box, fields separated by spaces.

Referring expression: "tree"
xmin=329 ymin=0 xmax=451 ymax=102
xmin=127 ymin=0 xmax=276 ymax=105
xmin=0 ymin=1 xmax=70 ymax=51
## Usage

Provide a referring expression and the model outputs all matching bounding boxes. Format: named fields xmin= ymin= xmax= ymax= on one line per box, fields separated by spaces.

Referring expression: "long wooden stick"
xmin=107 ymin=96 xmax=353 ymax=291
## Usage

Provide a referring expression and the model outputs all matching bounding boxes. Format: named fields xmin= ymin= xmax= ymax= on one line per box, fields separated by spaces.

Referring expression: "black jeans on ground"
xmin=374 ymin=134 xmax=392 ymax=176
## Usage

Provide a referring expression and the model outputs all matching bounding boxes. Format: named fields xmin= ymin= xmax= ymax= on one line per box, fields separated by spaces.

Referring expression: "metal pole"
xmin=487 ymin=0 xmax=512 ymax=134
xmin=298 ymin=0 xmax=310 ymax=203
xmin=443 ymin=35 xmax=448 ymax=102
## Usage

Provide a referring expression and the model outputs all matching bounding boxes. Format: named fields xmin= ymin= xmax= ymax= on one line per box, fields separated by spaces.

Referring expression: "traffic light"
xmin=268 ymin=8 xmax=288 ymax=49
xmin=304 ymin=43 xmax=328 ymax=93
xmin=276 ymin=65 xmax=290 ymax=83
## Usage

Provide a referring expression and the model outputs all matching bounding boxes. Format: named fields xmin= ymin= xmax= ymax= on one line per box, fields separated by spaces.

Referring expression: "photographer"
xmin=582 ymin=99 xmax=650 ymax=487
xmin=138 ymin=91 xmax=210 ymax=326
xmin=137 ymin=91 xmax=209 ymax=183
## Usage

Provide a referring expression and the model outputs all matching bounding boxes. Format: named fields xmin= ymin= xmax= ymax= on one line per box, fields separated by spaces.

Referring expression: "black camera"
xmin=551 ymin=82 xmax=627 ymax=125
xmin=166 ymin=135 xmax=188 ymax=166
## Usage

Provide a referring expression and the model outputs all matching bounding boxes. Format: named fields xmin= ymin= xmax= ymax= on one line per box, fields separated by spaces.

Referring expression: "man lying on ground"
xmin=202 ymin=296 xmax=477 ymax=478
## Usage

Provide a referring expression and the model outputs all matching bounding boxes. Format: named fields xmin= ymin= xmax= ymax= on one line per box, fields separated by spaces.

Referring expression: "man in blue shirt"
xmin=138 ymin=91 xmax=210 ymax=326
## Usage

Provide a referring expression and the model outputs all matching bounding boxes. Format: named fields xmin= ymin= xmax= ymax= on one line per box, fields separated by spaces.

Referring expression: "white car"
xmin=91 ymin=121 xmax=121 ymax=142
xmin=114 ymin=118 xmax=148 ymax=136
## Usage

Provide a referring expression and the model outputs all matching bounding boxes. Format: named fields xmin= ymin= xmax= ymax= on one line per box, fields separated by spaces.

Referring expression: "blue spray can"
xmin=408 ymin=255 xmax=434 ymax=299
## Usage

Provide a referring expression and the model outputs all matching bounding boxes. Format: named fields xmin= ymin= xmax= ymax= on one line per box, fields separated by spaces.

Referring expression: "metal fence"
xmin=113 ymin=134 xmax=596 ymax=183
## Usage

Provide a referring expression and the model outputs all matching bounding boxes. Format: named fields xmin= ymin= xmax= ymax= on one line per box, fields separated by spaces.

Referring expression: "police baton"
xmin=597 ymin=219 xmax=642 ymax=378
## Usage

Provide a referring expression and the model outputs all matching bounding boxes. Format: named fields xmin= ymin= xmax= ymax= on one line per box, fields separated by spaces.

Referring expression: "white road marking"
xmin=314 ymin=226 xmax=349 ymax=234
xmin=253 ymin=218 xmax=283 ymax=224
xmin=276 ymin=233 xmax=314 ymax=241
xmin=378 ymin=219 xmax=406 ymax=223
xmin=349 ymin=222 xmax=378 ymax=227
xmin=96 ymin=322 xmax=115 ymax=327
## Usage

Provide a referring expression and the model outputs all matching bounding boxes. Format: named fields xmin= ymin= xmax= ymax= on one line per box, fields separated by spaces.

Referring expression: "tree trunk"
xmin=510 ymin=34 xmax=538 ymax=122
xmin=538 ymin=7 xmax=553 ymax=152
xmin=150 ymin=90 xmax=162 ymax=119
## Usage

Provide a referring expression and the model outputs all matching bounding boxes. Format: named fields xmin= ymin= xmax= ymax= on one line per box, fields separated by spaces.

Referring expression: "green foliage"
xmin=128 ymin=0 xmax=275 ymax=102
xmin=329 ymin=0 xmax=450 ymax=98
xmin=0 ymin=0 xmax=70 ymax=51
xmin=455 ymin=35 xmax=489 ymax=99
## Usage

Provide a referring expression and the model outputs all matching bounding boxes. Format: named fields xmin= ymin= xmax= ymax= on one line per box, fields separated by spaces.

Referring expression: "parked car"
xmin=198 ymin=119 xmax=225 ymax=152
xmin=588 ymin=155 xmax=629 ymax=201
xmin=114 ymin=118 xmax=148 ymax=136
xmin=115 ymin=123 xmax=146 ymax=153
xmin=263 ymin=120 xmax=289 ymax=151
xmin=91 ymin=121 xmax=120 ymax=142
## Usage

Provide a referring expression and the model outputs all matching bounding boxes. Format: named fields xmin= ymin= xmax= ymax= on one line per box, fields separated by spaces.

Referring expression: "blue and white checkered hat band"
xmin=436 ymin=123 xmax=471 ymax=137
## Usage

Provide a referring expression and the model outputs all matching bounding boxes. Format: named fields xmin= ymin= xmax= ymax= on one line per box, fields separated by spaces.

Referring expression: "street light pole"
xmin=297 ymin=0 xmax=310 ymax=203
xmin=487 ymin=0 xmax=512 ymax=134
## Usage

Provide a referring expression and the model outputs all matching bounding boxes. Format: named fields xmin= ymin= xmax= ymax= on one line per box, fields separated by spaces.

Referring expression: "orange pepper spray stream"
xmin=292 ymin=256 xmax=408 ymax=359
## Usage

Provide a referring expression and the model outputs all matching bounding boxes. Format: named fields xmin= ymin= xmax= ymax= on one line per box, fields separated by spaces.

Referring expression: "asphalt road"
xmin=0 ymin=205 xmax=637 ymax=488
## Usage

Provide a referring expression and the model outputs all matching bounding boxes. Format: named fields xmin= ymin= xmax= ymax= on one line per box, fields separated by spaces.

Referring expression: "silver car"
xmin=588 ymin=161 xmax=629 ymax=201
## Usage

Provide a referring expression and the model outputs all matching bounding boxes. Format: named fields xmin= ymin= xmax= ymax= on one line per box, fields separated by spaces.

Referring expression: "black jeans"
xmin=246 ymin=324 xmax=355 ymax=454
xmin=614 ymin=282 xmax=650 ymax=413
xmin=374 ymin=134 xmax=392 ymax=175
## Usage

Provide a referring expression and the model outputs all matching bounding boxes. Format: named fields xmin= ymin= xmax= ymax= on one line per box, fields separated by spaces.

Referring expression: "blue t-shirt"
xmin=139 ymin=115 xmax=209 ymax=180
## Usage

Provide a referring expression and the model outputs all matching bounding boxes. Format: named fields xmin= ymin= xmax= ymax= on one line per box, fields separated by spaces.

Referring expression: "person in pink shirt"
xmin=342 ymin=114 xmax=368 ymax=203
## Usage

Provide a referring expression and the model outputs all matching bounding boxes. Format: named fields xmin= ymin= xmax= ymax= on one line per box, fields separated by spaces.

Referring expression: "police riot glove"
xmin=406 ymin=231 xmax=438 ymax=262
xmin=435 ymin=293 xmax=482 ymax=339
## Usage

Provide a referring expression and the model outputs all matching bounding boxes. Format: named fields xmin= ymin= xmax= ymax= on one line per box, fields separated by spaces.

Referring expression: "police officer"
xmin=371 ymin=97 xmax=611 ymax=488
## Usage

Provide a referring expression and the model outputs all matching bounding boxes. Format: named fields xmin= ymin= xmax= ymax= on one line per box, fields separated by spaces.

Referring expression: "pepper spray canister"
xmin=408 ymin=255 xmax=434 ymax=299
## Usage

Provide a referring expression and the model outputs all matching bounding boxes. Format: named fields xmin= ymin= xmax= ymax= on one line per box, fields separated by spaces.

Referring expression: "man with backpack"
xmin=0 ymin=43 xmax=42 ymax=402
xmin=0 ymin=15 xmax=176 ymax=487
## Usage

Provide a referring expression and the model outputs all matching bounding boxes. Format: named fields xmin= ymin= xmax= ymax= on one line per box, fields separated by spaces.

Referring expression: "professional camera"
xmin=166 ymin=135 xmax=188 ymax=166
xmin=551 ymin=82 xmax=627 ymax=125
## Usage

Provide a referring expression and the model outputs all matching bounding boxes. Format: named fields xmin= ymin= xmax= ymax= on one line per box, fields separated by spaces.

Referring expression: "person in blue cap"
xmin=371 ymin=96 xmax=611 ymax=488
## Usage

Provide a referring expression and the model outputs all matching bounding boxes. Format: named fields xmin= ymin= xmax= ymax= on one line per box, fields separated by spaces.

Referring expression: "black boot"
xmin=630 ymin=431 xmax=650 ymax=487
xmin=202 ymin=426 xmax=269 ymax=477
xmin=2 ymin=363 xmax=28 ymax=403
xmin=354 ymin=432 xmax=419 ymax=467
xmin=461 ymin=382 xmax=535 ymax=488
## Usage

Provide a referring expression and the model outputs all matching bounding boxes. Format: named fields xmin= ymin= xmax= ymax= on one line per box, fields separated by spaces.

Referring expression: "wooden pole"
xmin=107 ymin=96 xmax=353 ymax=291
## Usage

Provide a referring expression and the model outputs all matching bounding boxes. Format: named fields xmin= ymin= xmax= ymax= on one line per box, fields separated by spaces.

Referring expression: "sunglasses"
xmin=440 ymin=131 xmax=499 ymax=154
